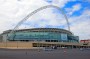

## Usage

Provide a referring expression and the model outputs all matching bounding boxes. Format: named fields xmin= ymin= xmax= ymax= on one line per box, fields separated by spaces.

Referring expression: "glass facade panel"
xmin=68 ymin=36 xmax=79 ymax=42
xmin=7 ymin=31 xmax=78 ymax=42
xmin=8 ymin=32 xmax=61 ymax=40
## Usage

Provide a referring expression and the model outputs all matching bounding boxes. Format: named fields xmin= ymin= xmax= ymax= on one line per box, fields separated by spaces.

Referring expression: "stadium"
xmin=0 ymin=28 xmax=84 ymax=49
xmin=1 ymin=28 xmax=79 ymax=42
xmin=0 ymin=5 xmax=90 ymax=48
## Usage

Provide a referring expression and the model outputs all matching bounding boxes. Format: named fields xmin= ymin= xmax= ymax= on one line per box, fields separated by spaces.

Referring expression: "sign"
xmin=61 ymin=34 xmax=67 ymax=40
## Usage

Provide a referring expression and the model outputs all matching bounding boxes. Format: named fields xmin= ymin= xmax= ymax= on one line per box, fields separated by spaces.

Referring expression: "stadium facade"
xmin=0 ymin=28 xmax=79 ymax=43
xmin=0 ymin=28 xmax=90 ymax=48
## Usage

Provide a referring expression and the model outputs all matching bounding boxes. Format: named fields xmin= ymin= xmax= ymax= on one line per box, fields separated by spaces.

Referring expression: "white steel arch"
xmin=13 ymin=5 xmax=70 ymax=31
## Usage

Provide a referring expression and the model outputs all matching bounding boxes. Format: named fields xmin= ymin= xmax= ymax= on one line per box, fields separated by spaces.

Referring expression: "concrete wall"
xmin=0 ymin=42 xmax=90 ymax=49
xmin=0 ymin=42 xmax=33 ymax=49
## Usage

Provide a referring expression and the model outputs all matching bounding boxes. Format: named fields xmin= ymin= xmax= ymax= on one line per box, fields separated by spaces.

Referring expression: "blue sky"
xmin=0 ymin=0 xmax=90 ymax=40
xmin=65 ymin=1 xmax=90 ymax=16
xmin=46 ymin=0 xmax=90 ymax=16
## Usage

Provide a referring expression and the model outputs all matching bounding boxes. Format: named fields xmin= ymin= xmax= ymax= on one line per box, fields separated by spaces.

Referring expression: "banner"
xmin=61 ymin=34 xmax=67 ymax=40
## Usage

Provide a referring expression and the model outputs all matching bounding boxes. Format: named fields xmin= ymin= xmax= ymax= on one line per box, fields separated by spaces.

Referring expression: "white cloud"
xmin=69 ymin=10 xmax=90 ymax=40
xmin=73 ymin=4 xmax=81 ymax=11
xmin=0 ymin=0 xmax=48 ymax=33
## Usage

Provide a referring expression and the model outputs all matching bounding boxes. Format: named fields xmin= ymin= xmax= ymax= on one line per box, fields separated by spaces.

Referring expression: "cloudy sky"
xmin=0 ymin=0 xmax=90 ymax=40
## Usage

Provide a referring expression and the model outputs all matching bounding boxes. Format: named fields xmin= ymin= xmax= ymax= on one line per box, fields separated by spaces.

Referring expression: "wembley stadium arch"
xmin=12 ymin=5 xmax=70 ymax=32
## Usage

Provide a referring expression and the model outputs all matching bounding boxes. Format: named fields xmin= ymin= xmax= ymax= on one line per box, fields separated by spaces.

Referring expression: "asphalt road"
xmin=0 ymin=48 xmax=90 ymax=59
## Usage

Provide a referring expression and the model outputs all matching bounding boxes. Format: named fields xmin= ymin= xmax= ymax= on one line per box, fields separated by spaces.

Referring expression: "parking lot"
xmin=0 ymin=48 xmax=90 ymax=59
